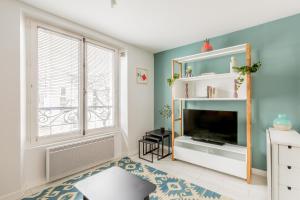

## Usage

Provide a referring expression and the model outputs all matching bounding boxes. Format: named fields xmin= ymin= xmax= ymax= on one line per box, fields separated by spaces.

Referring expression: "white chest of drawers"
xmin=267 ymin=128 xmax=300 ymax=200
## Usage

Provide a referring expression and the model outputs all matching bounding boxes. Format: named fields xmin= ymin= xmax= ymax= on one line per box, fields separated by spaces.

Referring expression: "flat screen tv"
xmin=184 ymin=109 xmax=237 ymax=145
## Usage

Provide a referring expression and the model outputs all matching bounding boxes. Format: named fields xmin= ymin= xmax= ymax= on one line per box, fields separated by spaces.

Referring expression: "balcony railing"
xmin=38 ymin=106 xmax=112 ymax=128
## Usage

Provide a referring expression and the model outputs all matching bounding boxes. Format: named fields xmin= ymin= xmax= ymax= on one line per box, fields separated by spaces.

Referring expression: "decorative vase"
xmin=160 ymin=127 xmax=165 ymax=133
xmin=234 ymin=79 xmax=238 ymax=98
xmin=230 ymin=56 xmax=238 ymax=73
xmin=201 ymin=39 xmax=213 ymax=52
xmin=273 ymin=114 xmax=292 ymax=131
xmin=185 ymin=83 xmax=189 ymax=98
xmin=186 ymin=71 xmax=192 ymax=77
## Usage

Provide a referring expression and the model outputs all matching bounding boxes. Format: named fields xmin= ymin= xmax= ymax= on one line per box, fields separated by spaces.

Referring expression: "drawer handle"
xmin=287 ymin=166 xmax=292 ymax=170
xmin=288 ymin=145 xmax=292 ymax=149
xmin=287 ymin=186 xmax=292 ymax=190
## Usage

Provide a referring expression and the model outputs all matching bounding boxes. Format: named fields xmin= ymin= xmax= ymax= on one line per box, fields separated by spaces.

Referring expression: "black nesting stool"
xmin=146 ymin=129 xmax=172 ymax=160
xmin=138 ymin=129 xmax=172 ymax=162
xmin=138 ymin=137 xmax=160 ymax=163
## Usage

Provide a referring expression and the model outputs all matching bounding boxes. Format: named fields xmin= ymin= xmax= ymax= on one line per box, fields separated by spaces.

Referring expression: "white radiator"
xmin=46 ymin=135 xmax=114 ymax=182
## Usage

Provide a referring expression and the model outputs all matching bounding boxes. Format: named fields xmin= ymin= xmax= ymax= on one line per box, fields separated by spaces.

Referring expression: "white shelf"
xmin=175 ymin=136 xmax=246 ymax=154
xmin=174 ymin=97 xmax=246 ymax=101
xmin=172 ymin=73 xmax=247 ymax=100
xmin=177 ymin=73 xmax=238 ymax=82
xmin=173 ymin=44 xmax=247 ymax=63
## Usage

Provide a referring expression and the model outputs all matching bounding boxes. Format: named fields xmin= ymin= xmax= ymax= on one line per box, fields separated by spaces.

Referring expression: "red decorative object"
xmin=141 ymin=74 xmax=147 ymax=81
xmin=201 ymin=38 xmax=213 ymax=52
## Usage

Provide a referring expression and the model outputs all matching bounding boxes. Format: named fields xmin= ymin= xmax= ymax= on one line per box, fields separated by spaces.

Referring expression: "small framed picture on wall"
xmin=136 ymin=68 xmax=148 ymax=84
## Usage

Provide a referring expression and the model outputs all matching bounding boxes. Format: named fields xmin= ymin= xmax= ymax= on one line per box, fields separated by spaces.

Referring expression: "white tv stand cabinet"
xmin=174 ymin=136 xmax=247 ymax=179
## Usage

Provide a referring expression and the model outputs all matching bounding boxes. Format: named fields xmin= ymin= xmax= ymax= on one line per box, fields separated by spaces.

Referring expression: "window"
xmin=29 ymin=21 xmax=118 ymax=143
xmin=37 ymin=27 xmax=81 ymax=136
xmin=86 ymin=43 xmax=114 ymax=130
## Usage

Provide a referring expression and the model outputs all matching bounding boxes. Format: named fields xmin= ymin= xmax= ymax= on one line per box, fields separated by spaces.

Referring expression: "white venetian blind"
xmin=37 ymin=27 xmax=81 ymax=137
xmin=86 ymin=42 xmax=114 ymax=129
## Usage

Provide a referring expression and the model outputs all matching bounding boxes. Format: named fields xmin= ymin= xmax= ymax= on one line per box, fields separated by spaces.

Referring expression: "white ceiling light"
xmin=111 ymin=0 xmax=117 ymax=8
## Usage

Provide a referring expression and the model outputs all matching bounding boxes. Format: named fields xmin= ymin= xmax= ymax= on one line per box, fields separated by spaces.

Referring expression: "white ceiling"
xmin=20 ymin=0 xmax=300 ymax=53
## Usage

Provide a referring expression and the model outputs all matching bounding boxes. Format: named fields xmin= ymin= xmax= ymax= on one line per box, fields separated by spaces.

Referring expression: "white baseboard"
xmin=114 ymin=151 xmax=129 ymax=161
xmin=128 ymin=150 xmax=138 ymax=157
xmin=0 ymin=190 xmax=23 ymax=200
xmin=252 ymin=168 xmax=267 ymax=177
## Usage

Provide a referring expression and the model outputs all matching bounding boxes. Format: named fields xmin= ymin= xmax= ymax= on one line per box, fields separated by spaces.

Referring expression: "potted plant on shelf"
xmin=167 ymin=73 xmax=180 ymax=87
xmin=186 ymin=66 xmax=193 ymax=77
xmin=159 ymin=104 xmax=172 ymax=133
xmin=233 ymin=61 xmax=262 ymax=96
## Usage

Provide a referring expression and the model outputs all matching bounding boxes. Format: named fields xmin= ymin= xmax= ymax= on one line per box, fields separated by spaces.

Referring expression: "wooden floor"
xmin=132 ymin=155 xmax=267 ymax=200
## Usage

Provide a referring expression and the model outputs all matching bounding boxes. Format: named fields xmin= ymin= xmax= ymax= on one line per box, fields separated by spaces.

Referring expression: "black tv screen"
xmin=184 ymin=109 xmax=237 ymax=145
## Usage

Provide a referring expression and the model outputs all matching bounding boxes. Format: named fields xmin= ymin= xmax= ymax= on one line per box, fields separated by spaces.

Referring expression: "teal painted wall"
xmin=154 ymin=14 xmax=300 ymax=170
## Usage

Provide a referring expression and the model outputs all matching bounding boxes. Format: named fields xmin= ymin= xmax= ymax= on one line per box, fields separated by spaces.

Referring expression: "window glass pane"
xmin=37 ymin=27 xmax=80 ymax=136
xmin=86 ymin=43 xmax=114 ymax=129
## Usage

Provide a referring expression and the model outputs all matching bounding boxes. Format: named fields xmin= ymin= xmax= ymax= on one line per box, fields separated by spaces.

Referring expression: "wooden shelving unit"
xmin=171 ymin=43 xmax=252 ymax=183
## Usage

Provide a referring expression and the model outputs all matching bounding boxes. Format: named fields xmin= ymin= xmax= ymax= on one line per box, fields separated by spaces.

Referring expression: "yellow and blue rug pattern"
xmin=23 ymin=157 xmax=232 ymax=200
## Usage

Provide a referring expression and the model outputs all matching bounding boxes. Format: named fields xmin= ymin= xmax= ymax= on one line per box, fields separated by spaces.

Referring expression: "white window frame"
xmin=27 ymin=19 xmax=120 ymax=145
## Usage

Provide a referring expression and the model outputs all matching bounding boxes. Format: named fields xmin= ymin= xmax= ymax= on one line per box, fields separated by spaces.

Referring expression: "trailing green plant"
xmin=233 ymin=61 xmax=262 ymax=90
xmin=167 ymin=73 xmax=180 ymax=87
xmin=159 ymin=104 xmax=172 ymax=120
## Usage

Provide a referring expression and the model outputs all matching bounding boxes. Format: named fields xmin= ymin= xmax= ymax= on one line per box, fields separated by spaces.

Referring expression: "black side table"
xmin=138 ymin=136 xmax=161 ymax=163
xmin=146 ymin=129 xmax=172 ymax=160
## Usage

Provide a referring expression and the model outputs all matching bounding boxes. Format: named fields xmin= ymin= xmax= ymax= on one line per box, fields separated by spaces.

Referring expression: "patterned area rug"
xmin=23 ymin=157 xmax=232 ymax=200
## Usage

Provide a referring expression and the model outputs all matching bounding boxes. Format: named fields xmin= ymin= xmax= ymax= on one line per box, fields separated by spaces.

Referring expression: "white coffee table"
xmin=75 ymin=166 xmax=156 ymax=200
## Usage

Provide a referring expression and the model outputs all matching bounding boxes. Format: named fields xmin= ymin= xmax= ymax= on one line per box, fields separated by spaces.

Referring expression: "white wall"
xmin=127 ymin=50 xmax=154 ymax=155
xmin=0 ymin=0 xmax=154 ymax=199
xmin=0 ymin=0 xmax=22 ymax=197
